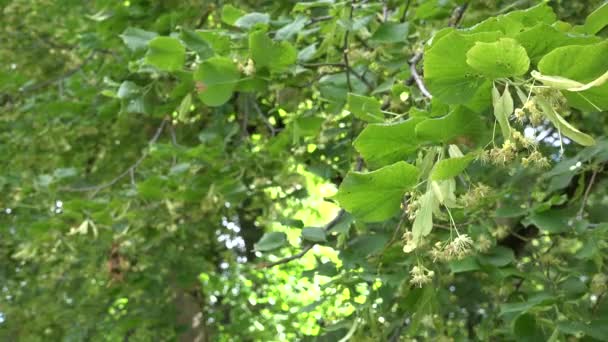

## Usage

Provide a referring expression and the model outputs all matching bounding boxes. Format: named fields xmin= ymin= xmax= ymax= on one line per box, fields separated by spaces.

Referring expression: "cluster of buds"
xmin=492 ymin=225 xmax=510 ymax=240
xmin=476 ymin=234 xmax=493 ymax=253
xmin=591 ymin=274 xmax=608 ymax=295
xmin=460 ymin=183 xmax=492 ymax=207
xmin=404 ymin=193 xmax=419 ymax=221
xmin=410 ymin=264 xmax=435 ymax=288
xmin=538 ymin=88 xmax=569 ymax=115
xmin=521 ymin=150 xmax=550 ymax=168
xmin=402 ymin=231 xmax=417 ymax=253
xmin=430 ymin=234 xmax=474 ymax=262
xmin=514 ymin=98 xmax=544 ymax=126
xmin=239 ymin=58 xmax=256 ymax=76
xmin=482 ymin=140 xmax=518 ymax=165
xmin=511 ymin=130 xmax=536 ymax=149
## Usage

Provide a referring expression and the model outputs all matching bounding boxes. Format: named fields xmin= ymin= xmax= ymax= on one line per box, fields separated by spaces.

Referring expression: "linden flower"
xmin=521 ymin=150 xmax=550 ymax=168
xmin=243 ymin=58 xmax=256 ymax=76
xmin=476 ymin=234 xmax=492 ymax=253
xmin=514 ymin=108 xmax=526 ymax=124
xmin=446 ymin=234 xmax=473 ymax=260
xmin=511 ymin=131 xmax=536 ymax=149
xmin=410 ymin=265 xmax=434 ymax=288
xmin=402 ymin=231 xmax=417 ymax=253
xmin=492 ymin=225 xmax=510 ymax=239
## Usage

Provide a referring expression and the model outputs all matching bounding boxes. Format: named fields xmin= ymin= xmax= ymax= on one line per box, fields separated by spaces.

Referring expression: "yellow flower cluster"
xmin=461 ymin=183 xmax=492 ymax=207
xmin=521 ymin=150 xmax=550 ymax=168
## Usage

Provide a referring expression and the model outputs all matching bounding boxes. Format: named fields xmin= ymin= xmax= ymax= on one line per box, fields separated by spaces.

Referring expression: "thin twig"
xmin=448 ymin=3 xmax=469 ymax=27
xmin=409 ymin=52 xmax=433 ymax=99
xmin=260 ymin=210 xmax=346 ymax=268
xmin=61 ymin=119 xmax=168 ymax=194
xmin=578 ymin=167 xmax=600 ymax=219
xmin=300 ymin=62 xmax=346 ymax=68
xmin=19 ymin=51 xmax=96 ymax=93
xmin=399 ymin=0 xmax=411 ymax=23
xmin=343 ymin=1 xmax=355 ymax=92
xmin=251 ymin=98 xmax=277 ymax=136
xmin=405 ymin=3 xmax=469 ymax=98
xmin=351 ymin=69 xmax=374 ymax=92
xmin=307 ymin=15 xmax=334 ymax=26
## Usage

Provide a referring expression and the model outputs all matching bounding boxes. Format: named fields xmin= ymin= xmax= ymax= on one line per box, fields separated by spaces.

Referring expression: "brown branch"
xmin=406 ymin=3 xmax=469 ymax=98
xmin=61 ymin=118 xmax=168 ymax=194
xmin=409 ymin=52 xmax=433 ymax=99
xmin=448 ymin=3 xmax=469 ymax=27
xmin=578 ymin=166 xmax=601 ymax=219
xmin=259 ymin=210 xmax=346 ymax=268
xmin=307 ymin=15 xmax=334 ymax=26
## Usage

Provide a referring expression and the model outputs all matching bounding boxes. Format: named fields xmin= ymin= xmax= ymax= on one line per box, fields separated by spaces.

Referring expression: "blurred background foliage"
xmin=1 ymin=0 xmax=608 ymax=341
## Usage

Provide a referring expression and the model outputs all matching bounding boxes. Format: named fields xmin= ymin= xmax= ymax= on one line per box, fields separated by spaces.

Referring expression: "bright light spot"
xmin=399 ymin=91 xmax=409 ymax=102
xmin=591 ymin=294 xmax=598 ymax=303
xmin=4 ymin=208 xmax=11 ymax=214
xmin=55 ymin=200 xmax=63 ymax=208
xmin=524 ymin=126 xmax=536 ymax=139
xmin=580 ymin=275 xmax=589 ymax=283
xmin=220 ymin=262 xmax=229 ymax=270
xmin=449 ymin=285 xmax=456 ymax=292
xmin=378 ymin=316 xmax=386 ymax=324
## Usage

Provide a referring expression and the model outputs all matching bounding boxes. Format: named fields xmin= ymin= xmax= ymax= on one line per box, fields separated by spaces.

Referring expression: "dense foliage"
xmin=1 ymin=0 xmax=608 ymax=340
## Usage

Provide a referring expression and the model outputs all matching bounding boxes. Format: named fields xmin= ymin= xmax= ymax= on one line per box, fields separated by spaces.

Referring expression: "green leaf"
xmin=176 ymin=94 xmax=192 ymax=122
xmin=515 ymin=24 xmax=600 ymax=63
xmin=467 ymin=3 xmax=556 ymax=36
xmin=194 ymin=56 xmax=240 ymax=106
xmin=346 ymin=93 xmax=384 ymax=123
xmin=525 ymin=208 xmax=575 ymax=234
xmin=275 ymin=16 xmax=308 ymax=41
xmin=353 ymin=117 xmax=424 ymax=169
xmin=370 ymin=22 xmax=409 ymax=43
xmin=221 ymin=4 xmax=245 ymax=25
xmin=424 ymin=31 xmax=489 ymax=104
xmin=513 ymin=313 xmax=545 ymax=342
xmin=538 ymin=41 xmax=608 ymax=111
xmin=532 ymin=70 xmax=608 ymax=92
xmin=584 ymin=2 xmax=608 ymax=34
xmin=180 ymin=30 xmax=213 ymax=59
xmin=412 ymin=190 xmax=436 ymax=244
xmin=431 ymin=154 xmax=476 ymax=180
xmin=535 ymin=96 xmax=595 ymax=146
xmin=492 ymin=84 xmax=513 ymax=140
xmin=235 ymin=13 xmax=270 ymax=29
xmin=415 ymin=106 xmax=485 ymax=145
xmin=302 ymin=227 xmax=327 ymax=242
xmin=478 ymin=246 xmax=515 ymax=267
xmin=466 ymin=38 xmax=530 ymax=79
xmin=117 ymin=81 xmax=141 ymax=99
xmin=120 ymin=27 xmax=157 ymax=51
xmin=254 ymin=232 xmax=288 ymax=252
xmin=449 ymin=257 xmax=481 ymax=273
xmin=249 ymin=30 xmax=297 ymax=72
xmin=500 ymin=293 xmax=554 ymax=315
xmin=145 ymin=37 xmax=185 ymax=72
xmin=335 ymin=161 xmax=420 ymax=222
